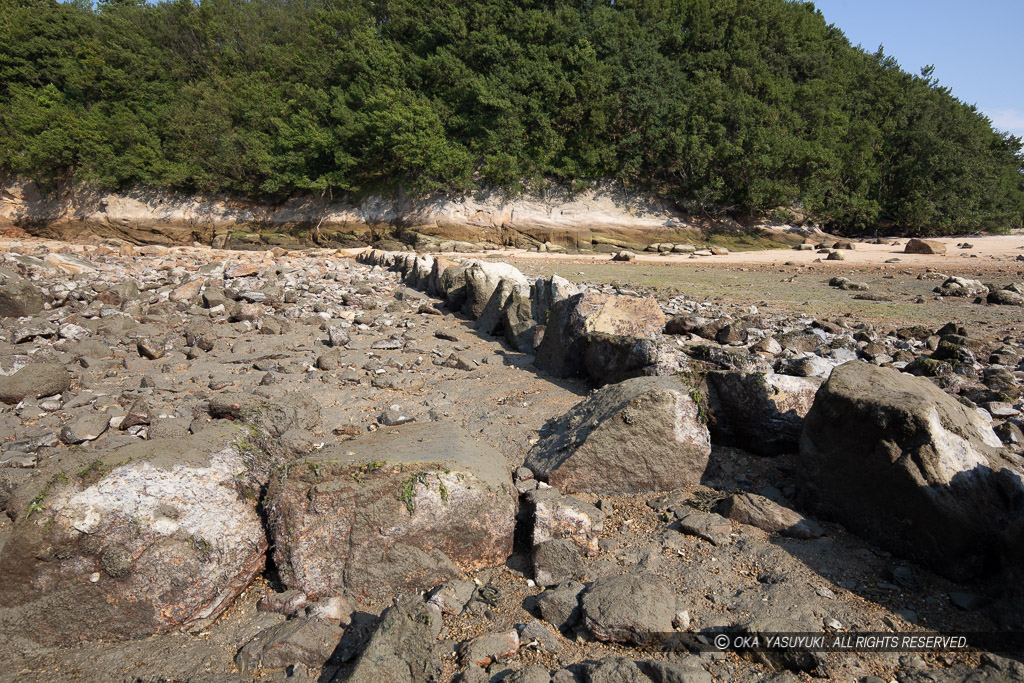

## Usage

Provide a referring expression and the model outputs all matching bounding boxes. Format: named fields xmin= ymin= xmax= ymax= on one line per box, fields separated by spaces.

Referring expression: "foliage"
xmin=0 ymin=0 xmax=1021 ymax=234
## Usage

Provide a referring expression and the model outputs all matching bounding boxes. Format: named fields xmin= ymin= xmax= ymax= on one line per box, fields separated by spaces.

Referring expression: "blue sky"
xmin=811 ymin=0 xmax=1024 ymax=137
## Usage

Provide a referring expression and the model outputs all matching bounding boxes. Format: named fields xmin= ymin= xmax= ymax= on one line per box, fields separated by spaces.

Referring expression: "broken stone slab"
xmin=715 ymin=493 xmax=824 ymax=539
xmin=674 ymin=510 xmax=732 ymax=546
xmin=525 ymin=375 xmax=710 ymax=494
xmin=0 ymin=423 xmax=269 ymax=644
xmin=235 ymin=615 xmax=343 ymax=673
xmin=59 ymin=412 xmax=110 ymax=445
xmin=799 ymin=361 xmax=1022 ymax=581
xmin=582 ymin=332 xmax=659 ymax=386
xmin=266 ymin=422 xmax=515 ymax=603
xmin=536 ymin=580 xmax=586 ymax=632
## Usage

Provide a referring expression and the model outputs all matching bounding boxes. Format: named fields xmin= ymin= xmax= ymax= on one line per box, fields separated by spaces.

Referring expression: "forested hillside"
xmin=1 ymin=0 xmax=1022 ymax=235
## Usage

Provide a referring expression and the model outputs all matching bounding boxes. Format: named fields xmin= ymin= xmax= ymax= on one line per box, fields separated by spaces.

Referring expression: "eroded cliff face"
xmin=0 ymin=176 xmax=788 ymax=251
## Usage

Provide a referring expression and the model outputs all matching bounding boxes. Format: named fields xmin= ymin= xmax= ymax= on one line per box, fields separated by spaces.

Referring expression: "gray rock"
xmin=0 ymin=363 xmax=72 ymax=405
xmin=59 ymin=412 xmax=110 ymax=445
xmin=505 ymin=664 xmax=554 ymax=683
xmin=716 ymin=493 xmax=824 ymax=539
xmin=207 ymin=391 xmax=320 ymax=437
xmin=460 ymin=630 xmax=519 ymax=668
xmin=427 ymin=579 xmax=477 ymax=615
xmin=535 ymin=291 xmax=664 ymax=379
xmin=348 ymin=594 xmax=443 ymax=683
xmin=533 ymin=539 xmax=585 ymax=587
xmin=536 ymin=581 xmax=585 ymax=631
xmin=475 ymin=277 xmax=526 ymax=336
xmin=0 ymin=269 xmax=45 ymax=318
xmin=525 ymin=376 xmax=710 ymax=494
xmin=463 ymin=262 xmax=529 ymax=319
xmin=235 ymin=616 xmax=343 ymax=672
xmin=799 ymin=361 xmax=1022 ymax=581
xmin=267 ymin=423 xmax=515 ymax=601
xmin=582 ymin=658 xmax=648 ymax=683
xmin=520 ymin=620 xmax=561 ymax=655
xmin=675 ymin=511 xmax=731 ymax=546
xmin=639 ymin=660 xmax=712 ymax=683
xmin=934 ymin=276 xmax=987 ymax=297
xmin=581 ymin=573 xmax=676 ymax=644
xmin=988 ymin=288 xmax=1024 ymax=306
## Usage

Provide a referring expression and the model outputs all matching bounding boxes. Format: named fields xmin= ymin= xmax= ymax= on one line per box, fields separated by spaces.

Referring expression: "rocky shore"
xmin=0 ymin=237 xmax=1021 ymax=682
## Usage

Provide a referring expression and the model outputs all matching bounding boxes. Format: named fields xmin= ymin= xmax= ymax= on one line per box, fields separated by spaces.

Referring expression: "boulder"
xmin=535 ymin=292 xmax=665 ymax=379
xmin=439 ymin=260 xmax=476 ymax=310
xmin=463 ymin=262 xmax=529 ymax=319
xmin=0 ymin=424 xmax=269 ymax=644
xmin=536 ymin=581 xmax=585 ymax=631
xmin=988 ymin=289 xmax=1024 ymax=306
xmin=0 ymin=268 xmax=45 ymax=317
xmin=798 ymin=362 xmax=1024 ymax=581
xmin=0 ymin=363 xmax=72 ymax=404
xmin=525 ymin=376 xmax=710 ymax=494
xmin=532 ymin=538 xmax=585 ymax=587
xmin=705 ymin=370 xmax=821 ymax=456
xmin=266 ymin=422 xmax=516 ymax=602
xmin=905 ymin=238 xmax=946 ymax=255
xmin=580 ymin=573 xmax=676 ymax=644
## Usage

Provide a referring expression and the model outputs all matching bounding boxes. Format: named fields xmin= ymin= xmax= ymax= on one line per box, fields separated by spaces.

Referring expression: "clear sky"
xmin=811 ymin=0 xmax=1024 ymax=138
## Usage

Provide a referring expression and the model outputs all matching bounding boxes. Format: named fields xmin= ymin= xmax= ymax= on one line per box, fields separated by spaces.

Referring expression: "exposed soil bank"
xmin=0 ymin=176 xmax=814 ymax=251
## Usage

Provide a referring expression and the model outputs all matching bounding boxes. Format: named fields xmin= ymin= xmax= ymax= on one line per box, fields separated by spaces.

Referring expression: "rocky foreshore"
xmin=0 ymin=237 xmax=1022 ymax=682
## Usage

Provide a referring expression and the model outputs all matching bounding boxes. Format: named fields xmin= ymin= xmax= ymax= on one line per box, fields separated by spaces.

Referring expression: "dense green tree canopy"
xmin=1 ymin=0 xmax=1022 ymax=234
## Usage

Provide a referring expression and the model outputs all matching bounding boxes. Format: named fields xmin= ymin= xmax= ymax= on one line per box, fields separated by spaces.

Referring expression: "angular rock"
xmin=235 ymin=616 xmax=343 ymax=672
xmin=267 ymin=423 xmax=515 ymax=602
xmin=535 ymin=292 xmax=665 ymax=379
xmin=0 ymin=269 xmax=44 ymax=318
xmin=531 ymin=274 xmax=580 ymax=325
xmin=674 ymin=511 xmax=731 ymax=546
xmin=988 ymin=288 xmax=1024 ymax=306
xmin=347 ymin=594 xmax=442 ymax=683
xmin=533 ymin=538 xmax=585 ymax=587
xmin=527 ymin=488 xmax=605 ymax=554
xmin=799 ymin=361 xmax=1023 ymax=581
xmin=59 ymin=412 xmax=110 ymax=445
xmin=536 ymin=580 xmax=585 ymax=631
xmin=501 ymin=287 xmax=538 ymax=352
xmin=0 ymin=424 xmax=269 ymax=644
xmin=476 ymin=276 xmax=527 ymax=336
xmin=463 ymin=262 xmax=529 ymax=319
xmin=705 ymin=370 xmax=821 ymax=456
xmin=525 ymin=376 xmax=710 ymax=494
xmin=581 ymin=573 xmax=676 ymax=644
xmin=716 ymin=493 xmax=824 ymax=539
xmin=0 ymin=363 xmax=72 ymax=405
xmin=460 ymin=630 xmax=519 ymax=668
